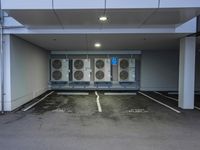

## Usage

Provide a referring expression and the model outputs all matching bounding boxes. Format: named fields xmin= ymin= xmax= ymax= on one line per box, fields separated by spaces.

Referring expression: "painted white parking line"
xmin=95 ymin=91 xmax=102 ymax=113
xmin=154 ymin=91 xmax=200 ymax=111
xmin=139 ymin=92 xmax=181 ymax=114
xmin=154 ymin=91 xmax=178 ymax=102
xmin=194 ymin=106 xmax=200 ymax=110
xmin=57 ymin=92 xmax=89 ymax=96
xmin=104 ymin=92 xmax=137 ymax=96
xmin=22 ymin=91 xmax=54 ymax=112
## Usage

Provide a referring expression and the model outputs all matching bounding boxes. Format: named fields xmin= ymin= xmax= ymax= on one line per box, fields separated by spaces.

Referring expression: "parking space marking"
xmin=22 ymin=91 xmax=54 ymax=112
xmin=104 ymin=92 xmax=137 ymax=96
xmin=139 ymin=92 xmax=181 ymax=114
xmin=154 ymin=91 xmax=200 ymax=111
xmin=95 ymin=91 xmax=102 ymax=113
xmin=57 ymin=92 xmax=89 ymax=96
xmin=154 ymin=91 xmax=178 ymax=101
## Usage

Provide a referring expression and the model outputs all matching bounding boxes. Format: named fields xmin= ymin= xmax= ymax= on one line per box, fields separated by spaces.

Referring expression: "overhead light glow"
xmin=99 ymin=16 xmax=107 ymax=22
xmin=94 ymin=42 xmax=101 ymax=48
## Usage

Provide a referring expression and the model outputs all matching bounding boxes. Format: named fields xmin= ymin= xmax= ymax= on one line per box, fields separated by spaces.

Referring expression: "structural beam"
xmin=179 ymin=37 xmax=196 ymax=109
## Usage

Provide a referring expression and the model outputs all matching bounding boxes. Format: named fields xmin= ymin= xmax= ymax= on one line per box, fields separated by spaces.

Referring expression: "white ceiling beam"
xmin=175 ymin=18 xmax=197 ymax=33
xmin=1 ymin=0 xmax=53 ymax=10
xmin=54 ymin=0 xmax=104 ymax=9
xmin=106 ymin=0 xmax=159 ymax=9
xmin=160 ymin=0 xmax=200 ymax=8
xmin=2 ymin=0 xmax=200 ymax=10
xmin=4 ymin=27 xmax=177 ymax=34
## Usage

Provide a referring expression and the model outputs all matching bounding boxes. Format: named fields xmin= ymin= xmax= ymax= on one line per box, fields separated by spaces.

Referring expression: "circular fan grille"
xmin=96 ymin=60 xmax=105 ymax=69
xmin=52 ymin=60 xmax=62 ymax=69
xmin=120 ymin=70 xmax=129 ymax=80
xmin=120 ymin=59 xmax=129 ymax=69
xmin=52 ymin=71 xmax=62 ymax=80
xmin=74 ymin=71 xmax=84 ymax=80
xmin=96 ymin=71 xmax=105 ymax=80
xmin=74 ymin=60 xmax=84 ymax=69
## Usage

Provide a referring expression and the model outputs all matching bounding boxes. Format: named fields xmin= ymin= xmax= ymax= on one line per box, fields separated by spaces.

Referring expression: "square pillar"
xmin=179 ymin=37 xmax=196 ymax=109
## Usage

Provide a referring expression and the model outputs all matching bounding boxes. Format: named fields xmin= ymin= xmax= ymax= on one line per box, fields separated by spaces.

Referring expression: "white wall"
xmin=140 ymin=50 xmax=179 ymax=91
xmin=3 ymin=35 xmax=12 ymax=111
xmin=3 ymin=35 xmax=49 ymax=111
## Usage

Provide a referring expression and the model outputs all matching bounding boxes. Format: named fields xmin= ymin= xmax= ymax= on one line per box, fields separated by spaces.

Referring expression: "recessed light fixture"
xmin=99 ymin=16 xmax=108 ymax=22
xmin=94 ymin=42 xmax=101 ymax=48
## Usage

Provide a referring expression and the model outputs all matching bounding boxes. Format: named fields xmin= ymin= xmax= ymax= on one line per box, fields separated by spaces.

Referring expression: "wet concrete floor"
xmin=0 ymin=91 xmax=200 ymax=150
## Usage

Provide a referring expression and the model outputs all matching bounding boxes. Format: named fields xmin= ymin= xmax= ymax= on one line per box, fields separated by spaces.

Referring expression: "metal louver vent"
xmin=74 ymin=60 xmax=84 ymax=69
xmin=96 ymin=60 xmax=105 ymax=69
xmin=96 ymin=70 xmax=105 ymax=80
xmin=52 ymin=60 xmax=62 ymax=69
xmin=120 ymin=59 xmax=129 ymax=69
xmin=52 ymin=71 xmax=62 ymax=80
xmin=74 ymin=71 xmax=84 ymax=80
xmin=120 ymin=70 xmax=129 ymax=80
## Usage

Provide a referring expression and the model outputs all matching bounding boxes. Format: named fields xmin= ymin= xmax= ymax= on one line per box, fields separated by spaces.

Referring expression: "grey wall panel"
xmin=140 ymin=50 xmax=179 ymax=91
xmin=10 ymin=35 xmax=49 ymax=110
xmin=195 ymin=52 xmax=200 ymax=91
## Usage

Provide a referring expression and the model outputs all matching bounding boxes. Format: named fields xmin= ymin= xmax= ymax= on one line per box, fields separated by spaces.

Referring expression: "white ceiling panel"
xmin=56 ymin=9 xmax=155 ymax=28
xmin=107 ymin=0 xmax=159 ymax=9
xmin=17 ymin=34 xmax=181 ymax=51
xmin=5 ymin=8 xmax=200 ymax=28
xmin=6 ymin=10 xmax=61 ymax=28
xmin=145 ymin=8 xmax=200 ymax=25
xmin=54 ymin=0 xmax=104 ymax=9
xmin=2 ymin=0 xmax=52 ymax=9
xmin=160 ymin=0 xmax=200 ymax=8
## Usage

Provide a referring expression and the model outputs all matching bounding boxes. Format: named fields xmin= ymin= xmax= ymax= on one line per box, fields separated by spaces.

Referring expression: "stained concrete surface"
xmin=157 ymin=92 xmax=200 ymax=107
xmin=0 ymin=91 xmax=200 ymax=150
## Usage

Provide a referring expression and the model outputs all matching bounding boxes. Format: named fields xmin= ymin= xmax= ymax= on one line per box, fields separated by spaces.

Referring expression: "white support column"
xmin=179 ymin=37 xmax=196 ymax=109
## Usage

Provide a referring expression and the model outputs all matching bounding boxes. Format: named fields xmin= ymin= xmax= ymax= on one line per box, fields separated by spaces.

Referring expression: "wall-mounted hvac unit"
xmin=118 ymin=58 xmax=136 ymax=82
xmin=73 ymin=59 xmax=91 ymax=82
xmin=94 ymin=58 xmax=111 ymax=82
xmin=51 ymin=59 xmax=69 ymax=82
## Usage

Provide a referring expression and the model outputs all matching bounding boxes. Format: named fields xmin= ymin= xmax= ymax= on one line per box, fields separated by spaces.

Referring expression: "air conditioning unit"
xmin=94 ymin=58 xmax=111 ymax=82
xmin=51 ymin=59 xmax=69 ymax=82
xmin=118 ymin=58 xmax=136 ymax=82
xmin=73 ymin=59 xmax=91 ymax=82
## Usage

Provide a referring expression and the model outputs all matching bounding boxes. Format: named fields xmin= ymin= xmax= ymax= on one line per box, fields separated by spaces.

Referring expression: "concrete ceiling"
xmin=17 ymin=34 xmax=183 ymax=51
xmin=6 ymin=8 xmax=200 ymax=28
xmin=7 ymin=8 xmax=200 ymax=51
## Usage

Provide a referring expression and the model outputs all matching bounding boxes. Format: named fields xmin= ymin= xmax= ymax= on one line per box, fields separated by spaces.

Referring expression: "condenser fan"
xmin=52 ymin=71 xmax=62 ymax=80
xmin=120 ymin=70 xmax=129 ymax=80
xmin=52 ymin=60 xmax=62 ymax=69
xmin=120 ymin=59 xmax=129 ymax=69
xmin=96 ymin=71 xmax=105 ymax=80
xmin=74 ymin=60 xmax=84 ymax=69
xmin=96 ymin=60 xmax=105 ymax=69
xmin=74 ymin=71 xmax=84 ymax=80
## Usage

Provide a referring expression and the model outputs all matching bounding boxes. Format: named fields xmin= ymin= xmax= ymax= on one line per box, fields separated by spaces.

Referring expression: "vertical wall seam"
xmin=52 ymin=0 xmax=64 ymax=29
xmin=0 ymin=0 xmax=5 ymax=113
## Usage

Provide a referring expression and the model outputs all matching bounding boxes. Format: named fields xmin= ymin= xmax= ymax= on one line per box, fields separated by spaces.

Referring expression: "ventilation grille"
xmin=120 ymin=59 xmax=129 ymax=69
xmin=52 ymin=60 xmax=62 ymax=69
xmin=74 ymin=71 xmax=84 ymax=81
xmin=74 ymin=59 xmax=84 ymax=69
xmin=95 ymin=70 xmax=105 ymax=80
xmin=96 ymin=60 xmax=105 ymax=69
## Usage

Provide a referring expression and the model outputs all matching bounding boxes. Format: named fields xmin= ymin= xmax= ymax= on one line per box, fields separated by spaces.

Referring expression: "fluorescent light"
xmin=94 ymin=43 xmax=101 ymax=48
xmin=99 ymin=16 xmax=107 ymax=22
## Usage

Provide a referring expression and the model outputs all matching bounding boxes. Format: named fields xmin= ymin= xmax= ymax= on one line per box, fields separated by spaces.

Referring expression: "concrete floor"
xmin=0 ymin=91 xmax=200 ymax=150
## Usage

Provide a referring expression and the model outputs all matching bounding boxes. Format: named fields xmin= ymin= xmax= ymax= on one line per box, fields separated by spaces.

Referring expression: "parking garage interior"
xmin=1 ymin=0 xmax=200 ymax=150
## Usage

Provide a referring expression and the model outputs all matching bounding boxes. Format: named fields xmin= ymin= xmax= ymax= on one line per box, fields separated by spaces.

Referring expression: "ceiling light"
xmin=94 ymin=42 xmax=101 ymax=48
xmin=99 ymin=16 xmax=107 ymax=22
